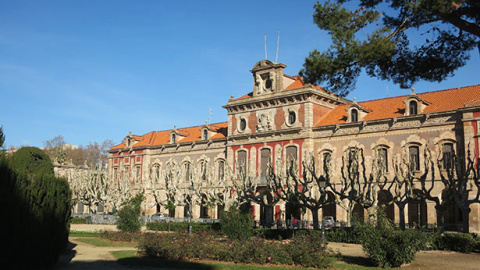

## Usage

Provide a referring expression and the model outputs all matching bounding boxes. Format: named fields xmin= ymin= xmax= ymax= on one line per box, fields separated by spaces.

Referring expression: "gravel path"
xmin=55 ymin=238 xmax=137 ymax=270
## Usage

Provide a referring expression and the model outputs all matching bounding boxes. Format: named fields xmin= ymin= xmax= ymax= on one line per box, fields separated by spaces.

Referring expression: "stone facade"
xmin=109 ymin=60 xmax=480 ymax=232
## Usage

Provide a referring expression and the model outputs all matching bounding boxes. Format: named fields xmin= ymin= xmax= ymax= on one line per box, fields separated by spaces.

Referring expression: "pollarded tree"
xmin=300 ymin=0 xmax=479 ymax=96
xmin=266 ymin=154 xmax=333 ymax=230
xmin=437 ymin=146 xmax=480 ymax=232
xmin=329 ymin=147 xmax=390 ymax=225
xmin=233 ymin=158 xmax=282 ymax=227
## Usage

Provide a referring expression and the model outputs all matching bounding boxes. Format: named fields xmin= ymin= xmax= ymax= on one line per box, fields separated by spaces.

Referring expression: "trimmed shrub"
xmin=433 ymin=233 xmax=480 ymax=253
xmin=355 ymin=212 xmax=430 ymax=267
xmin=116 ymin=194 xmax=143 ymax=233
xmin=220 ymin=205 xmax=254 ymax=240
xmin=0 ymin=149 xmax=71 ymax=269
xmin=100 ymin=231 xmax=142 ymax=242
xmin=146 ymin=221 xmax=220 ymax=232
xmin=138 ymin=231 xmax=335 ymax=268
xmin=71 ymin=217 xmax=88 ymax=224
xmin=8 ymin=146 xmax=54 ymax=176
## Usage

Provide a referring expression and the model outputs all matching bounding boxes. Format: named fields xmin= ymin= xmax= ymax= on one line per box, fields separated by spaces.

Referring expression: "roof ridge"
xmin=151 ymin=121 xmax=228 ymax=134
xmin=354 ymin=84 xmax=480 ymax=104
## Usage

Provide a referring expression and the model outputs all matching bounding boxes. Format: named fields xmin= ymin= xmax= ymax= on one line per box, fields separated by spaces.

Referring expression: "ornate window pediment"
xmin=170 ymin=126 xmax=189 ymax=144
xmin=403 ymin=88 xmax=429 ymax=116
xmin=347 ymin=98 xmax=370 ymax=123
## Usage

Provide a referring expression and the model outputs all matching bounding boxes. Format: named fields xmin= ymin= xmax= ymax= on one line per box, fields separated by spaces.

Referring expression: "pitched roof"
xmin=315 ymin=84 xmax=480 ymax=126
xmin=111 ymin=122 xmax=228 ymax=150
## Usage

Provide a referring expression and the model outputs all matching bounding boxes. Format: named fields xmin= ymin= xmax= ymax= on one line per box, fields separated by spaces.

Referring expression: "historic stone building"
xmin=109 ymin=60 xmax=480 ymax=232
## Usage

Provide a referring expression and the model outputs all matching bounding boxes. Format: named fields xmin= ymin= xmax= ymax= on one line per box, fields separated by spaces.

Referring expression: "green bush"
xmin=355 ymin=213 xmax=430 ymax=267
xmin=100 ymin=231 xmax=142 ymax=242
xmin=433 ymin=233 xmax=480 ymax=253
xmin=8 ymin=146 xmax=54 ymax=176
xmin=0 ymin=149 xmax=71 ymax=269
xmin=220 ymin=205 xmax=254 ymax=240
xmin=71 ymin=217 xmax=88 ymax=224
xmin=138 ymin=231 xmax=335 ymax=268
xmin=116 ymin=194 xmax=143 ymax=233
xmin=146 ymin=221 xmax=220 ymax=232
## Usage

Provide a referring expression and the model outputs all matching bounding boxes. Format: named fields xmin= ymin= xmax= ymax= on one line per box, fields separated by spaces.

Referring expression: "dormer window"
xmin=409 ymin=101 xmax=418 ymax=115
xmin=171 ymin=134 xmax=176 ymax=144
xmin=202 ymin=129 xmax=208 ymax=140
xmin=351 ymin=109 xmax=358 ymax=123
xmin=403 ymin=88 xmax=429 ymax=116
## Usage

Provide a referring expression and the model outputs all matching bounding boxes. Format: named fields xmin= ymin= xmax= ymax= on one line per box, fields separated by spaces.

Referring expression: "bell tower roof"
xmin=251 ymin=60 xmax=287 ymax=97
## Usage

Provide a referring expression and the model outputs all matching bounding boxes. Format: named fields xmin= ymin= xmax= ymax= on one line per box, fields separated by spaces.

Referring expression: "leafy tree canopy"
xmin=300 ymin=0 xmax=480 ymax=97
xmin=9 ymin=146 xmax=54 ymax=176
xmin=0 ymin=126 xmax=4 ymax=149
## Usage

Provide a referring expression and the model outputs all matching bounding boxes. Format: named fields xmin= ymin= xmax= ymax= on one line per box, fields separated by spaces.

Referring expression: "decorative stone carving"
xmin=257 ymin=113 xmax=273 ymax=131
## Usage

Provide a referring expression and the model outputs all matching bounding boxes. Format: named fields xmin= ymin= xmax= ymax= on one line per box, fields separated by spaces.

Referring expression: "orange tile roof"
xmin=316 ymin=85 xmax=480 ymax=126
xmin=111 ymin=122 xmax=228 ymax=150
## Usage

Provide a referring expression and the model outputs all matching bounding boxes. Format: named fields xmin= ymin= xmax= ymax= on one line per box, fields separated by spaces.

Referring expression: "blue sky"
xmin=1 ymin=0 xmax=479 ymax=148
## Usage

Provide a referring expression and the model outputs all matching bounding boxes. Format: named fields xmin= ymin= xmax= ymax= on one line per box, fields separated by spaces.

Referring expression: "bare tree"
xmin=44 ymin=135 xmax=67 ymax=164
xmin=233 ymin=158 xmax=281 ymax=227
xmin=436 ymin=147 xmax=480 ymax=232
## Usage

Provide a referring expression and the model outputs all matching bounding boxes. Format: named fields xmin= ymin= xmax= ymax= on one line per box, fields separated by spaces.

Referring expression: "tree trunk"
xmin=435 ymin=205 xmax=445 ymax=232
xmin=460 ymin=206 xmax=470 ymax=233
xmin=398 ymin=205 xmax=406 ymax=230
xmin=311 ymin=208 xmax=320 ymax=230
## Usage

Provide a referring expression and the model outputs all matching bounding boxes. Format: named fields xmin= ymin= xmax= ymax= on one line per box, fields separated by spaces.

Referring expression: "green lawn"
xmin=69 ymin=231 xmax=101 ymax=237
xmin=74 ymin=237 xmax=137 ymax=247
xmin=112 ymin=250 xmax=385 ymax=270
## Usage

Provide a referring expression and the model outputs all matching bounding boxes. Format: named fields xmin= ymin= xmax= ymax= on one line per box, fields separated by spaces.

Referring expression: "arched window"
xmin=217 ymin=160 xmax=225 ymax=180
xmin=409 ymin=101 xmax=418 ymax=115
xmin=321 ymin=151 xmax=332 ymax=175
xmin=154 ymin=164 xmax=160 ymax=183
xmin=171 ymin=133 xmax=176 ymax=144
xmin=409 ymin=146 xmax=420 ymax=171
xmin=286 ymin=145 xmax=298 ymax=169
xmin=376 ymin=147 xmax=389 ymax=173
xmin=184 ymin=162 xmax=191 ymax=182
xmin=202 ymin=129 xmax=208 ymax=140
xmin=442 ymin=143 xmax=455 ymax=170
xmin=351 ymin=109 xmax=358 ymax=123
xmin=237 ymin=150 xmax=247 ymax=176
xmin=260 ymin=148 xmax=271 ymax=180
xmin=199 ymin=160 xmax=207 ymax=181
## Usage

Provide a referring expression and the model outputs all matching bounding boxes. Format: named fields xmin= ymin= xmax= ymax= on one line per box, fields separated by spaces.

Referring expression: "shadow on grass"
xmin=339 ymin=255 xmax=374 ymax=268
xmin=117 ymin=256 xmax=214 ymax=269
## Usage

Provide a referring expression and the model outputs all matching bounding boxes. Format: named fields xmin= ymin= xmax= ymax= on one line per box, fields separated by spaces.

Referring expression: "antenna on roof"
xmin=208 ymin=108 xmax=212 ymax=124
xmin=264 ymin=33 xmax=267 ymax=59
xmin=275 ymin=31 xmax=280 ymax=63
xmin=386 ymin=84 xmax=389 ymax=97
